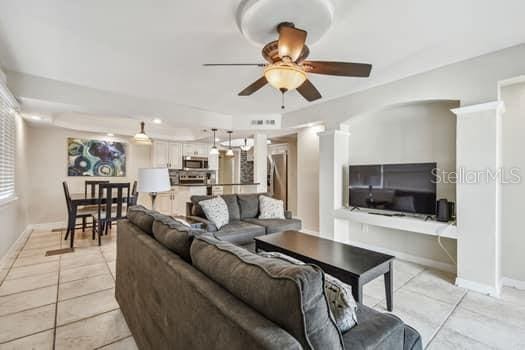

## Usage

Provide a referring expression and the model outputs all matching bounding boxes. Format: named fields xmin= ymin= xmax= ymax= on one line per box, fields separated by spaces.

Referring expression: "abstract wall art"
xmin=67 ymin=138 xmax=127 ymax=177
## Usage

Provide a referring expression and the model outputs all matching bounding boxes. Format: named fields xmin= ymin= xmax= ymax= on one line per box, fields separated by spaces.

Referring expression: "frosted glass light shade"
xmin=209 ymin=146 xmax=219 ymax=155
xmin=137 ymin=168 xmax=171 ymax=193
xmin=264 ymin=62 xmax=306 ymax=91
xmin=226 ymin=149 xmax=234 ymax=156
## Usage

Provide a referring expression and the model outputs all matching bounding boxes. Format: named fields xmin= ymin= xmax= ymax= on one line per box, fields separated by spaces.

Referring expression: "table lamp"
xmin=137 ymin=168 xmax=171 ymax=210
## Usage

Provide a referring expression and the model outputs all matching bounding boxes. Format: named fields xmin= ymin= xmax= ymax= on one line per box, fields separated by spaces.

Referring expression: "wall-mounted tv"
xmin=349 ymin=162 xmax=437 ymax=215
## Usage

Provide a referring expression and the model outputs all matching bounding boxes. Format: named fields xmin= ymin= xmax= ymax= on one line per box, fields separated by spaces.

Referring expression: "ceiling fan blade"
xmin=238 ymin=76 xmax=268 ymax=96
xmin=303 ymin=61 xmax=372 ymax=77
xmin=297 ymin=79 xmax=322 ymax=102
xmin=278 ymin=25 xmax=307 ymax=62
xmin=203 ymin=63 xmax=266 ymax=67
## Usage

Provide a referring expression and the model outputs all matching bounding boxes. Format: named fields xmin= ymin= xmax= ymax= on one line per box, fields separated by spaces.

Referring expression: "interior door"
xmin=272 ymin=153 xmax=288 ymax=210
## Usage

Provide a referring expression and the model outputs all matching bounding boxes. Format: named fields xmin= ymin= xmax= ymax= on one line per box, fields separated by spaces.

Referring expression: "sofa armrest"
xmin=187 ymin=215 xmax=218 ymax=232
xmin=284 ymin=211 xmax=293 ymax=219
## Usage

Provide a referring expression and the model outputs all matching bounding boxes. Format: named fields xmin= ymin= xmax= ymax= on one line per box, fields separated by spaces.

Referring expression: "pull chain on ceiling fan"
xmin=203 ymin=22 xmax=372 ymax=106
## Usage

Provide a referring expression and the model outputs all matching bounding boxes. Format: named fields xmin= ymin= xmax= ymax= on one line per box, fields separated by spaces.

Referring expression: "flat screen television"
xmin=349 ymin=162 xmax=437 ymax=215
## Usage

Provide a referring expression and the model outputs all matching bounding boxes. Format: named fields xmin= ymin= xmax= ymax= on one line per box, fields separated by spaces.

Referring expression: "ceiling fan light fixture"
xmin=134 ymin=121 xmax=152 ymax=145
xmin=264 ymin=62 xmax=306 ymax=91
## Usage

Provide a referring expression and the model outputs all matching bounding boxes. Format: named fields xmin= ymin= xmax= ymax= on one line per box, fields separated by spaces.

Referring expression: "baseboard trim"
xmin=30 ymin=221 xmax=67 ymax=231
xmin=501 ymin=277 xmax=525 ymax=290
xmin=455 ymin=277 xmax=500 ymax=297
xmin=0 ymin=225 xmax=33 ymax=272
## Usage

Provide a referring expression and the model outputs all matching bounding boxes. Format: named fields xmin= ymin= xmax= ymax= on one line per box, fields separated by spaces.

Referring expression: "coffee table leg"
xmin=351 ymin=280 xmax=363 ymax=304
xmin=384 ymin=261 xmax=393 ymax=311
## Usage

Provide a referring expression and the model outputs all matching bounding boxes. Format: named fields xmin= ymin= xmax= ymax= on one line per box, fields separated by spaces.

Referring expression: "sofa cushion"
xmin=213 ymin=221 xmax=265 ymax=245
xmin=259 ymin=195 xmax=285 ymax=219
xmin=127 ymin=205 xmax=157 ymax=235
xmin=191 ymin=236 xmax=344 ymax=350
xmin=242 ymin=218 xmax=302 ymax=234
xmin=221 ymin=194 xmax=241 ymax=221
xmin=152 ymin=214 xmax=204 ymax=262
xmin=259 ymin=251 xmax=358 ymax=333
xmin=237 ymin=193 xmax=260 ymax=219
xmin=190 ymin=195 xmax=214 ymax=218
xmin=199 ymin=196 xmax=229 ymax=230
xmin=342 ymin=304 xmax=406 ymax=350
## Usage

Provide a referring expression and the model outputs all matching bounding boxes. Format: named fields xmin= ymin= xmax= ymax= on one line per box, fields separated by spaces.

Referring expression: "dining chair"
xmin=131 ymin=180 xmax=139 ymax=205
xmin=96 ymin=182 xmax=131 ymax=245
xmin=63 ymin=181 xmax=95 ymax=240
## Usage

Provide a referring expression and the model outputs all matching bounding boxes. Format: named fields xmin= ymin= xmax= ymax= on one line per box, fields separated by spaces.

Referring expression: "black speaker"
xmin=436 ymin=199 xmax=450 ymax=222
xmin=448 ymin=201 xmax=455 ymax=221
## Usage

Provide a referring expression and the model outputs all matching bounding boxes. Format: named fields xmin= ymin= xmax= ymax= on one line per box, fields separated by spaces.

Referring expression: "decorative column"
xmin=253 ymin=133 xmax=268 ymax=193
xmin=318 ymin=127 xmax=351 ymax=239
xmin=452 ymin=101 xmax=504 ymax=296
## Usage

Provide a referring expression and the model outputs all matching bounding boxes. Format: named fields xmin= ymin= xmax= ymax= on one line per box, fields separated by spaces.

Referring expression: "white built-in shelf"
xmin=333 ymin=208 xmax=458 ymax=239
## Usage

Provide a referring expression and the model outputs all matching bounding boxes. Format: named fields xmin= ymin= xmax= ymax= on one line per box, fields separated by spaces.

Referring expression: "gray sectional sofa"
xmin=116 ymin=206 xmax=422 ymax=350
xmin=186 ymin=193 xmax=302 ymax=249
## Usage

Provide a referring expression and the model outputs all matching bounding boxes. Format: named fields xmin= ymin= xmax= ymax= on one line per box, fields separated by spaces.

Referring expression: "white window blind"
xmin=0 ymin=98 xmax=16 ymax=202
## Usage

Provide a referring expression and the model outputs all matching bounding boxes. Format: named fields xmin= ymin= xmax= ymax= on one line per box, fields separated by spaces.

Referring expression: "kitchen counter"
xmin=172 ymin=183 xmax=260 ymax=187
xmin=159 ymin=183 xmax=261 ymax=216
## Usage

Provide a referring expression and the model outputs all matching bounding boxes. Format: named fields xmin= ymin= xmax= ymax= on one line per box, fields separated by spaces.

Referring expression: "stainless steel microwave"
xmin=182 ymin=157 xmax=208 ymax=169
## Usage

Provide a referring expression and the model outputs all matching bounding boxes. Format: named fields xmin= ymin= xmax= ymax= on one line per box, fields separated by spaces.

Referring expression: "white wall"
xmin=26 ymin=125 xmax=151 ymax=224
xmin=297 ymin=125 xmax=325 ymax=231
xmin=501 ymin=82 xmax=525 ymax=282
xmin=0 ymin=113 xmax=29 ymax=260
xmin=284 ymin=44 xmax=525 ymax=129
xmin=337 ymin=101 xmax=459 ymax=266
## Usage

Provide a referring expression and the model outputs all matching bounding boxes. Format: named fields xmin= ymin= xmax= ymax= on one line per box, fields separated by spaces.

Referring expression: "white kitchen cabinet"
xmin=152 ymin=141 xmax=169 ymax=168
xmin=183 ymin=143 xmax=209 ymax=157
xmin=208 ymin=153 xmax=219 ymax=171
xmin=169 ymin=143 xmax=183 ymax=169
xmin=152 ymin=141 xmax=183 ymax=169
xmin=155 ymin=192 xmax=173 ymax=215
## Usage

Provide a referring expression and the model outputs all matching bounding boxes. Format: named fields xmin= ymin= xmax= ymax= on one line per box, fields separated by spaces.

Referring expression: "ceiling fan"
xmin=203 ymin=22 xmax=372 ymax=108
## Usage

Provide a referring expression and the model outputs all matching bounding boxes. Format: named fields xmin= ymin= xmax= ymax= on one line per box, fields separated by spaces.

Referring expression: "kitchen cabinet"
xmin=183 ymin=143 xmax=209 ymax=157
xmin=152 ymin=141 xmax=183 ymax=169
xmin=155 ymin=191 xmax=174 ymax=215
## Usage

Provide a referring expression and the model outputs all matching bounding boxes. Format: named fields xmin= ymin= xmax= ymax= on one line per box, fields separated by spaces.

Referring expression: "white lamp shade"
xmin=137 ymin=168 xmax=171 ymax=193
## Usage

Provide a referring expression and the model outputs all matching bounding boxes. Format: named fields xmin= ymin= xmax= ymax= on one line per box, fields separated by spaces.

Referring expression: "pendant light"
xmin=240 ymin=137 xmax=252 ymax=152
xmin=209 ymin=128 xmax=219 ymax=155
xmin=226 ymin=131 xmax=234 ymax=157
xmin=134 ymin=121 xmax=152 ymax=145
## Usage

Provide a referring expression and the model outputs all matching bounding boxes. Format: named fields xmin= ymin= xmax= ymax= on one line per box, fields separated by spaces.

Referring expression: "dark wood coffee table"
xmin=254 ymin=230 xmax=395 ymax=311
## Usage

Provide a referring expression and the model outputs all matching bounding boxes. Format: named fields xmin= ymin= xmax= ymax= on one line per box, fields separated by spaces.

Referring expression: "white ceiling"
xmin=1 ymin=0 xmax=525 ymax=119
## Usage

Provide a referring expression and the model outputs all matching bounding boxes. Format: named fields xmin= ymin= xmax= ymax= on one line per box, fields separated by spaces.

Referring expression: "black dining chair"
xmin=63 ymin=181 xmax=96 ymax=240
xmin=96 ymin=182 xmax=131 ymax=245
xmin=130 ymin=180 xmax=138 ymax=205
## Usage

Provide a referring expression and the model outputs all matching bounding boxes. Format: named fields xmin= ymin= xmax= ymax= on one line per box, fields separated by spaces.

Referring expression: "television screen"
xmin=349 ymin=163 xmax=437 ymax=215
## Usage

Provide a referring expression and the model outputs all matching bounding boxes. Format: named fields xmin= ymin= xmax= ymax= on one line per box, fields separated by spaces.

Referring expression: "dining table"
xmin=67 ymin=193 xmax=127 ymax=248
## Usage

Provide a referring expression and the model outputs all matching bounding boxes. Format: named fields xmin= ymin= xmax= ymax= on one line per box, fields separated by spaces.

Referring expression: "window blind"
xmin=0 ymin=98 xmax=16 ymax=202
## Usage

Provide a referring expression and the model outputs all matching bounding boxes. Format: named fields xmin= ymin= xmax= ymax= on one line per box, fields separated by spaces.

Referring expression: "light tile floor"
xmin=0 ymin=228 xmax=137 ymax=350
xmin=0 ymin=228 xmax=524 ymax=349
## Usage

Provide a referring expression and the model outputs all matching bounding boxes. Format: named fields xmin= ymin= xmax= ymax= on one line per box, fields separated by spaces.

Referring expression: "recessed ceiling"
xmin=1 ymin=0 xmax=525 ymax=119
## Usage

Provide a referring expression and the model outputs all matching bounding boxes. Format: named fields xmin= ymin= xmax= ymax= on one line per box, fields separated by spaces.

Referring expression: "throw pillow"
xmin=258 ymin=195 xmax=285 ymax=219
xmin=259 ymin=251 xmax=358 ymax=332
xmin=199 ymin=196 xmax=229 ymax=230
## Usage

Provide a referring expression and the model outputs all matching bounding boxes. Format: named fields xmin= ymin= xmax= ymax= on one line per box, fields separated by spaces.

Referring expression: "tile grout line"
xmin=369 ymin=264 xmax=428 ymax=308
xmin=0 ymin=227 xmax=35 ymax=287
xmin=0 ymin=328 xmax=55 ymax=345
xmin=52 ymin=229 xmax=64 ymax=350
xmin=423 ymin=291 xmax=467 ymax=349
xmin=94 ymin=335 xmax=132 ymax=350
